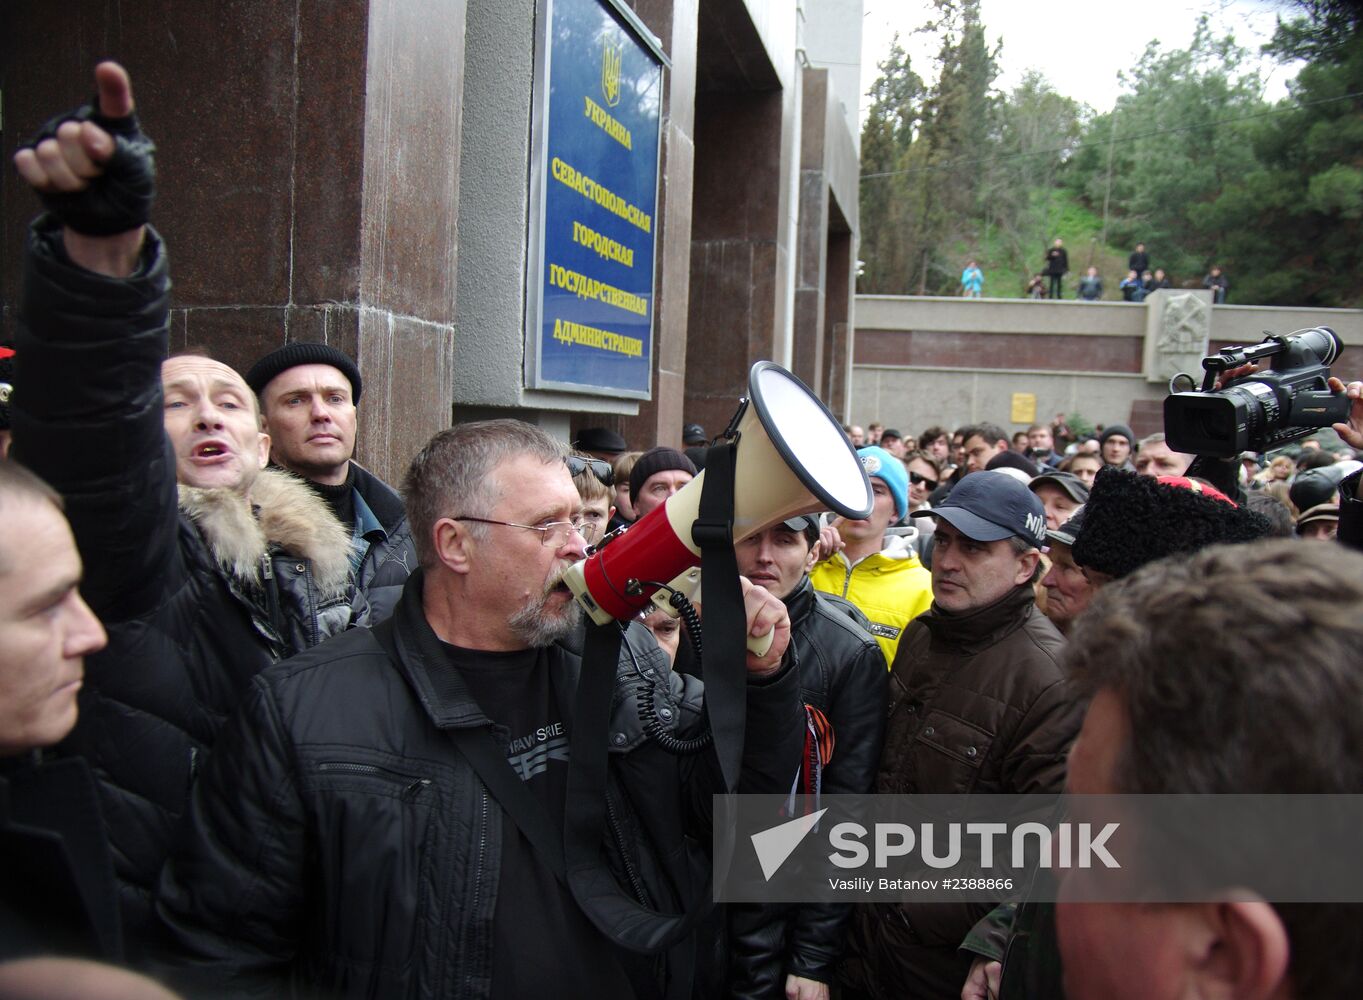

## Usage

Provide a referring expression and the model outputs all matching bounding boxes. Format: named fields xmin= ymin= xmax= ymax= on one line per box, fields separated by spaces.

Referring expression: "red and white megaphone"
xmin=563 ymin=361 xmax=873 ymax=628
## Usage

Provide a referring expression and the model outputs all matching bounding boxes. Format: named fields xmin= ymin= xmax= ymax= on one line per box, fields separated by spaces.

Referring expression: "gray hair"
xmin=402 ymin=420 xmax=566 ymax=569
xmin=1008 ymin=533 xmax=1043 ymax=581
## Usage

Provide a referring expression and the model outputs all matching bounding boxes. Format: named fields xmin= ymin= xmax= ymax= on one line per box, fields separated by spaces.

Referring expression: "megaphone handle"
xmin=747 ymin=628 xmax=775 ymax=658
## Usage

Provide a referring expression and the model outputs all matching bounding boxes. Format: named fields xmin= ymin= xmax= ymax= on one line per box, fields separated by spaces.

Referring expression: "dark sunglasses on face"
xmin=909 ymin=471 xmax=937 ymax=488
xmin=565 ymin=455 xmax=614 ymax=487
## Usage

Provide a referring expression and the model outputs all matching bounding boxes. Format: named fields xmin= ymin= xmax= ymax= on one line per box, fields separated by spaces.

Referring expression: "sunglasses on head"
xmin=565 ymin=455 xmax=614 ymax=487
xmin=909 ymin=471 xmax=937 ymax=488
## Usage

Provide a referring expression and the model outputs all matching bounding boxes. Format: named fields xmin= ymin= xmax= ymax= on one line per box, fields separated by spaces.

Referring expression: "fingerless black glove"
xmin=21 ymin=96 xmax=156 ymax=236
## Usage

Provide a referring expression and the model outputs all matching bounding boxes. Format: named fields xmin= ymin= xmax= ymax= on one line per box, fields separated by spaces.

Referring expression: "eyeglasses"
xmin=909 ymin=471 xmax=938 ymax=488
xmin=565 ymin=455 xmax=614 ymax=487
xmin=453 ymin=516 xmax=589 ymax=547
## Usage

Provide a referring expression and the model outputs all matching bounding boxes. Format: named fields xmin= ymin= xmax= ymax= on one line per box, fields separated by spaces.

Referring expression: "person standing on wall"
xmin=1043 ymin=238 xmax=1068 ymax=300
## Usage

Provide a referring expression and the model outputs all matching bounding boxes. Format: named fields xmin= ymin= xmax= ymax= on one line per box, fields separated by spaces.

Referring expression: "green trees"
xmin=858 ymin=0 xmax=1000 ymax=295
xmin=859 ymin=37 xmax=926 ymax=294
xmin=858 ymin=1 xmax=1362 ymax=306
xmin=1064 ymin=19 xmax=1266 ymax=284
xmin=1197 ymin=5 xmax=1363 ymax=304
xmin=987 ymin=74 xmax=1083 ymax=278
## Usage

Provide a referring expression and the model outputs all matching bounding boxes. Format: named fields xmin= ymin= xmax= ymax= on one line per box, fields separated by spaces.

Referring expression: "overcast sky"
xmin=858 ymin=0 xmax=1303 ymax=123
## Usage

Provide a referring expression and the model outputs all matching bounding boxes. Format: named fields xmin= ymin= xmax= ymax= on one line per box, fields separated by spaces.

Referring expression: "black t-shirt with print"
xmin=442 ymin=642 xmax=634 ymax=1000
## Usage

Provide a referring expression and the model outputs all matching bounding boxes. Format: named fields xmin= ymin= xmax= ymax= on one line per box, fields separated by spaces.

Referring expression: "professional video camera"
xmin=1164 ymin=327 xmax=1349 ymax=458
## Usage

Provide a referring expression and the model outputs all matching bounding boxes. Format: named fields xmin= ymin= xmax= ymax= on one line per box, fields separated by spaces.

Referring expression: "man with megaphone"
xmin=157 ymin=418 xmax=810 ymax=999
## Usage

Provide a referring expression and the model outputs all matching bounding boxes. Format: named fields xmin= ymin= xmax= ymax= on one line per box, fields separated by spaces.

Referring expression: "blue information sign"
xmin=526 ymin=0 xmax=665 ymax=398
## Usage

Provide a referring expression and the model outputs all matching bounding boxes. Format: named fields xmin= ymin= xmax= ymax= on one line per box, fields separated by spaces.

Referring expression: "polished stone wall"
xmin=792 ymin=70 xmax=831 ymax=397
xmin=613 ymin=0 xmax=700 ymax=452
xmin=1 ymin=0 xmax=464 ymax=485
xmin=3 ymin=0 xmax=861 ymax=467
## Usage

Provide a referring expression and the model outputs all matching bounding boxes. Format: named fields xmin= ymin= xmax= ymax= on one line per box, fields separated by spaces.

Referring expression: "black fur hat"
xmin=1071 ymin=468 xmax=1271 ymax=580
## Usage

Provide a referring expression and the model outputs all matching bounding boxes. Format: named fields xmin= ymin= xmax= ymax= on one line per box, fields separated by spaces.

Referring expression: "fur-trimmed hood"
xmin=178 ymin=467 xmax=353 ymax=597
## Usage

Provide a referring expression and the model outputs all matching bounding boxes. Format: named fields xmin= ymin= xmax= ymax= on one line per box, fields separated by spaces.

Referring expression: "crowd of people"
xmin=4 ymin=60 xmax=1363 ymax=1000
xmin=1006 ymin=239 xmax=1229 ymax=303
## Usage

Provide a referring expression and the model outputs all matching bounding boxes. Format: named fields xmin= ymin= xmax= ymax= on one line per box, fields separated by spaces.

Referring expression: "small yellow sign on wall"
xmin=1011 ymin=392 xmax=1037 ymax=425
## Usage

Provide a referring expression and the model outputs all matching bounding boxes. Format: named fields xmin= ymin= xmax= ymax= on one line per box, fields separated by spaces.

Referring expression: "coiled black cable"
xmin=627 ymin=584 xmax=712 ymax=755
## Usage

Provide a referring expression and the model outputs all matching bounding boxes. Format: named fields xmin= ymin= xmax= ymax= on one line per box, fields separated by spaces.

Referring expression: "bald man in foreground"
xmin=13 ymin=61 xmax=353 ymax=953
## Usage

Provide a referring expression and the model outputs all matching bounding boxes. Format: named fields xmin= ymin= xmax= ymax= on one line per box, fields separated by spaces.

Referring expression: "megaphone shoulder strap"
xmin=689 ymin=438 xmax=748 ymax=794
xmin=563 ymin=440 xmax=750 ymax=961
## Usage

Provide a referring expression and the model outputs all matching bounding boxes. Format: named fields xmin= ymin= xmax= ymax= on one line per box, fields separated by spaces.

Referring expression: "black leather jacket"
xmin=156 ymin=571 xmax=803 ymax=999
xmin=728 ymin=578 xmax=887 ymax=997
xmin=14 ymin=217 xmax=351 ymax=949
xmin=1339 ymin=469 xmax=1363 ymax=552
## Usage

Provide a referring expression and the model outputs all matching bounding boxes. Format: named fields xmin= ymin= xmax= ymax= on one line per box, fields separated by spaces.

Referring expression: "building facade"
xmin=1 ymin=0 xmax=863 ymax=481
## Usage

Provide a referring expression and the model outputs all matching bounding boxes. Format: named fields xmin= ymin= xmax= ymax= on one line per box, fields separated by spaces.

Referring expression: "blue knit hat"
xmin=857 ymin=446 xmax=908 ymax=520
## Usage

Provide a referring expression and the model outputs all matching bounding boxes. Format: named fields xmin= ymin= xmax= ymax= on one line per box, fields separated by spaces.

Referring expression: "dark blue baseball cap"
xmin=910 ymin=470 xmax=1048 ymax=548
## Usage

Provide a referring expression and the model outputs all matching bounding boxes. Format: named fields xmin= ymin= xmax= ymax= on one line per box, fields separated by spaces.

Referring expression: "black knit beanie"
xmin=1071 ymin=468 xmax=1270 ymax=579
xmin=1098 ymin=423 xmax=1134 ymax=448
xmin=244 ymin=343 xmax=363 ymax=403
xmin=629 ymin=447 xmax=697 ymax=500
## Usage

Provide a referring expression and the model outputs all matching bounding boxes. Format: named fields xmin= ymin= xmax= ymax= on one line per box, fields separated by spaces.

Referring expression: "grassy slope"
xmin=948 ymin=189 xmax=1137 ymax=300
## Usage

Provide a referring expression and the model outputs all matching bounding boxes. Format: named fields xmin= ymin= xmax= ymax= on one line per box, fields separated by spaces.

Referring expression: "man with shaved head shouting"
xmin=12 ymin=62 xmax=352 ymax=953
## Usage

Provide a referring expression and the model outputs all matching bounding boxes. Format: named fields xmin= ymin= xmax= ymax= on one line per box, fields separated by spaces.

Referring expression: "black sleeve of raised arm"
xmin=12 ymin=215 xmax=180 ymax=623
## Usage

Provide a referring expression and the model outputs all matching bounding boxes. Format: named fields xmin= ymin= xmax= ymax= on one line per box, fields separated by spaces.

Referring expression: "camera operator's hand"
xmin=739 ymin=576 xmax=791 ymax=677
xmin=1328 ymin=377 xmax=1363 ymax=450
xmin=1213 ymin=362 xmax=1258 ymax=389
xmin=12 ymin=62 xmax=148 ymax=277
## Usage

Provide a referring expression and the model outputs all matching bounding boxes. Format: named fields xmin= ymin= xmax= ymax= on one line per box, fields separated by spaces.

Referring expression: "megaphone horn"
xmin=564 ymin=361 xmax=873 ymax=624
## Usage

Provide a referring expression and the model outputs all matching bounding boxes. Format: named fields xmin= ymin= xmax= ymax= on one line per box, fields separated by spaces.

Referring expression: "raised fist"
xmin=13 ymin=62 xmax=155 ymax=236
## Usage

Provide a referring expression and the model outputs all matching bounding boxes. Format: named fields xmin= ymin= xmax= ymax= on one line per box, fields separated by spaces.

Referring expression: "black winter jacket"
xmin=0 ymin=755 xmax=122 ymax=962
xmin=13 ymin=218 xmax=352 ymax=950
xmin=155 ymin=571 xmax=803 ymax=999
xmin=728 ymin=580 xmax=887 ymax=997
xmin=349 ymin=461 xmax=416 ymax=624
xmin=1044 ymin=247 xmax=1068 ymax=277
xmin=1339 ymin=469 xmax=1363 ymax=552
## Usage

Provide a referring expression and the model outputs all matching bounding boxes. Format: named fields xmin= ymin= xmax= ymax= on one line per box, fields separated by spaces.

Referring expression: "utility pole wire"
xmin=860 ymin=89 xmax=1363 ymax=181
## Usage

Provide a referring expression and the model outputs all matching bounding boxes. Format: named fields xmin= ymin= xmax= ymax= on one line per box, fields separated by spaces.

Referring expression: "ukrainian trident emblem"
xmin=601 ymin=40 xmax=622 ymax=107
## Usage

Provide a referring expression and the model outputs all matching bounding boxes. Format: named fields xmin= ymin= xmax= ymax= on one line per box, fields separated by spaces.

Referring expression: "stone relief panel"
xmin=1145 ymin=290 xmax=1212 ymax=385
